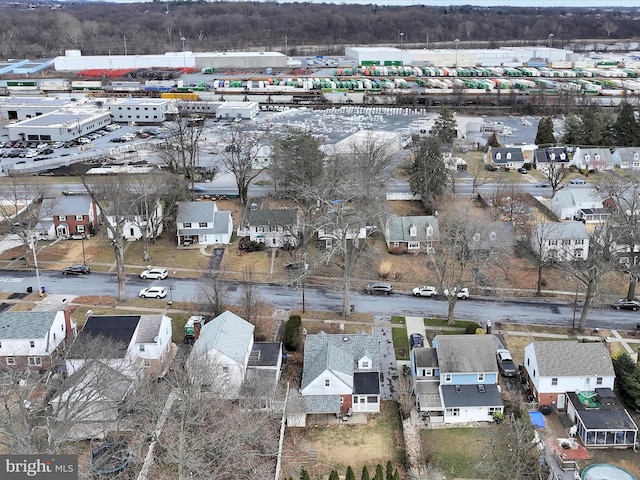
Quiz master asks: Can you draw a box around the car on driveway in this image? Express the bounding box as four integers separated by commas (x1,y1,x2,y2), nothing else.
364,282,393,294
412,285,438,297
496,349,517,377
139,286,167,299
62,265,90,275
570,178,587,185
443,287,470,299
410,333,424,349
611,299,640,311
140,268,168,280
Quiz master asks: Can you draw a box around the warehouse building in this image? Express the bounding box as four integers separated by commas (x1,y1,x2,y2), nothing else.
108,98,171,124
0,97,72,121
7,108,111,142
215,101,260,120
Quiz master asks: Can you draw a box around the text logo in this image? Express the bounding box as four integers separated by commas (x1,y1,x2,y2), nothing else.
0,455,77,479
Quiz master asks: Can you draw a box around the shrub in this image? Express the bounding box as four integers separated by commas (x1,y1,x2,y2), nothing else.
378,260,392,279
284,315,302,351
465,322,482,334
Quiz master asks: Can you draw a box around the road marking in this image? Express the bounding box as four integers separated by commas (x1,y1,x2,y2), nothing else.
0,277,24,283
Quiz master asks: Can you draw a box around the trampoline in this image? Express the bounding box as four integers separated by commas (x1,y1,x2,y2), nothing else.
89,441,132,475
529,410,545,429
581,464,637,480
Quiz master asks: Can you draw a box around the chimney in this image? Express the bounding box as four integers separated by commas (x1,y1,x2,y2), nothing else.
63,299,76,340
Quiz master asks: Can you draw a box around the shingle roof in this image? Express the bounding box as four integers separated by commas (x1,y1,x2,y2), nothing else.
490,147,524,164
301,332,380,390
534,147,569,164
304,394,341,414
248,209,298,227
414,348,438,368
194,310,254,364
441,384,503,408
529,341,614,377
213,211,231,234
176,201,217,223
248,342,282,367
0,311,59,339
384,215,439,243
552,188,603,209
67,315,140,359
135,315,164,344
434,335,497,374
533,221,589,241
41,196,92,217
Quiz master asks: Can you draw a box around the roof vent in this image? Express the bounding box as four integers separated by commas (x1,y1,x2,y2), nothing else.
343,337,349,342
455,385,462,393
478,385,485,393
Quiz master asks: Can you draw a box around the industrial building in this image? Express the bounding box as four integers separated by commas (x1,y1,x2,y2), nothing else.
108,98,171,124
215,101,260,120
0,97,72,121
7,108,111,142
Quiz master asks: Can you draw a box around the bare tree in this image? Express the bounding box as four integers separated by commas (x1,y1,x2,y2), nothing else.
528,220,564,296
543,157,572,197
218,124,270,206
397,373,414,420
197,269,228,318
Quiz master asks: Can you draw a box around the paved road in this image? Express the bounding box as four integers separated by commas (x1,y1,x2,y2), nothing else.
2,269,639,331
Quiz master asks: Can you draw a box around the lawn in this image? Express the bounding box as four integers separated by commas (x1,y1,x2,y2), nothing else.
391,326,409,360
420,426,494,479
285,402,405,479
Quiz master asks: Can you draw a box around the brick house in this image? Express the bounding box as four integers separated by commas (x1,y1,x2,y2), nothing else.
35,196,100,239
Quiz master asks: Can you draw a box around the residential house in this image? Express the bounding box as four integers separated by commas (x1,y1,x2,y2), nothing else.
35,196,100,239
189,310,255,397
522,341,615,411
0,310,76,371
428,335,503,424
550,188,604,221
66,314,174,381
315,209,369,251
410,347,441,416
104,198,163,241
176,201,233,247
484,147,525,171
530,222,590,261
237,209,300,248
466,220,517,254
573,147,615,172
612,147,640,170
533,147,570,174
299,332,381,424
383,215,440,254
242,342,284,409
317,223,367,251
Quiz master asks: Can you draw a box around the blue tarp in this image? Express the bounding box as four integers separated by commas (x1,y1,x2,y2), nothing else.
529,410,545,429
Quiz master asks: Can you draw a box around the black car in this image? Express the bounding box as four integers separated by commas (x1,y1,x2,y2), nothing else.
611,299,640,311
62,265,91,275
410,333,424,349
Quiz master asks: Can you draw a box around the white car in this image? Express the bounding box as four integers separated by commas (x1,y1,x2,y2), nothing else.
140,268,168,280
25,149,38,158
443,287,470,299
412,286,438,297
139,286,167,299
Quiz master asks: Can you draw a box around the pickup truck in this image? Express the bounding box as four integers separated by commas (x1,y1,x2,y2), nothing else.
496,349,517,377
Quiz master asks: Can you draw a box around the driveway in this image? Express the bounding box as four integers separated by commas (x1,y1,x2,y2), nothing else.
375,325,399,401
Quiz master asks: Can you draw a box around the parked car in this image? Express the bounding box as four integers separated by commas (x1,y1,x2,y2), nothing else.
536,182,551,188
140,268,168,280
518,167,528,174
139,286,167,299
412,285,438,297
410,333,424,349
610,299,640,311
62,265,90,275
25,149,38,158
496,349,517,377
570,178,587,185
443,287,470,299
364,282,393,294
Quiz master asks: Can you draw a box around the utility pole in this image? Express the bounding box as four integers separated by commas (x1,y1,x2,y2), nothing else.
124,35,127,56
30,236,42,296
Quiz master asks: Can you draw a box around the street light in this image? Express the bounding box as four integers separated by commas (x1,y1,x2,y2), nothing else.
454,38,460,67
399,32,405,66
81,234,86,266
180,37,186,73
548,33,554,49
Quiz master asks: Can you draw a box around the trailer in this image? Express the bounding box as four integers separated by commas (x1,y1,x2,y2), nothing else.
184,315,205,344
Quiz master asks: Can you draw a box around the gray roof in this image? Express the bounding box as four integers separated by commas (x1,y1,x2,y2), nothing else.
248,209,298,227
194,310,254,364
0,311,59,339
41,196,92,217
533,221,589,241
529,341,614,377
384,215,440,243
434,335,498,374
135,314,164,344
213,211,231,234
467,221,516,250
552,188,603,209
490,147,525,164
248,342,282,367
567,389,637,431
304,394,341,414
575,147,614,163
613,147,640,164
414,348,439,368
301,332,380,390
441,384,503,408
176,201,217,223
534,147,569,164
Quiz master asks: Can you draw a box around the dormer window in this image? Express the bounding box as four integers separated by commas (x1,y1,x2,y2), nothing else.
634,153,639,160
594,153,600,161
506,152,512,160
325,379,330,387
426,225,433,238
550,153,556,160
409,224,417,237
560,153,566,160
584,154,591,162
496,152,502,160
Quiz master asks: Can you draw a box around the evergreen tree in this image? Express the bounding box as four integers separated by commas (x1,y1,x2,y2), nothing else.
375,464,384,480
486,131,501,148
562,114,582,145
385,461,394,480
409,136,448,214
300,467,311,480
535,117,555,146
329,469,339,480
361,465,371,480
612,102,640,146
393,470,400,480
613,353,640,409
430,108,457,146
346,466,356,480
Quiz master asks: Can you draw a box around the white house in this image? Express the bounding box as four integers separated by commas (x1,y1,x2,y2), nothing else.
530,221,590,261
573,147,615,172
612,147,640,170
176,201,233,246
237,209,300,248
523,341,615,411
189,311,255,397
550,188,604,221
0,310,76,371
104,199,163,241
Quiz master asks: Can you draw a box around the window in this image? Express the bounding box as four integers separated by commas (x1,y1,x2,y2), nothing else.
77,225,85,233
506,152,512,160
139,345,145,352
143,359,150,368
340,397,344,405
443,374,452,383
409,224,417,237
489,407,501,415
75,215,83,221
6,357,15,366
596,377,603,385
496,153,502,160
551,377,558,386
58,215,66,221
367,396,378,403
408,241,420,250
183,222,191,228
325,379,330,387
446,408,460,416
199,222,207,228
30,341,35,348
548,240,558,246
477,373,484,382
28,357,42,366
361,361,369,369
222,366,229,373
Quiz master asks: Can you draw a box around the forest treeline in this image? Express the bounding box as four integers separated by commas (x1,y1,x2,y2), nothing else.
0,2,638,60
